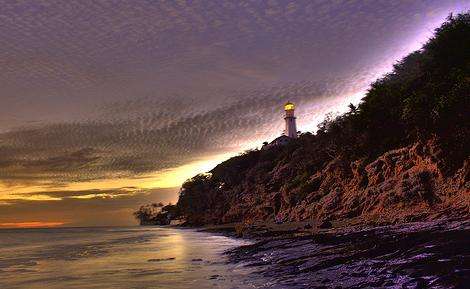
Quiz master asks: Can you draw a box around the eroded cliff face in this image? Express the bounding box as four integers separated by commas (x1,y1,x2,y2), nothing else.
277,138,469,225
182,138,469,226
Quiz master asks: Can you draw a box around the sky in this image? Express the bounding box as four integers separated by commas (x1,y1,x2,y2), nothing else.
0,0,469,228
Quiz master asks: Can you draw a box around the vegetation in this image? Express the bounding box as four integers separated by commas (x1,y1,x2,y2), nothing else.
133,202,179,225
315,13,469,164
137,13,470,226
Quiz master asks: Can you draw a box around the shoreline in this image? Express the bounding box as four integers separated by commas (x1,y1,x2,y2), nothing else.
221,217,470,289
193,214,468,238
138,215,470,288
164,217,470,288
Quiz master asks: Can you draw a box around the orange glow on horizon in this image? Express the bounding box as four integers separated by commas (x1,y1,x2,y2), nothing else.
0,151,238,202
0,221,65,228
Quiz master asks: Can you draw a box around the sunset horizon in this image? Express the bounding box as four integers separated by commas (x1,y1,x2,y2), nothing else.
2,1,468,228
1,1,469,288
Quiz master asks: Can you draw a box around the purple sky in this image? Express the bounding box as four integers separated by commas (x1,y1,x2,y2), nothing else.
0,0,468,227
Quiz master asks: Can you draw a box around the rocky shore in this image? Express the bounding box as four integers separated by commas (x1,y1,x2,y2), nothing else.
224,218,470,289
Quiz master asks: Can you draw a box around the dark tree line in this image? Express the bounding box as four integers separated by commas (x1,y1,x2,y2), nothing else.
133,202,180,225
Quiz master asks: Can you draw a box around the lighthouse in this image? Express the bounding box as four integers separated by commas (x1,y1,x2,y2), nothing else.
262,102,299,149
284,102,298,138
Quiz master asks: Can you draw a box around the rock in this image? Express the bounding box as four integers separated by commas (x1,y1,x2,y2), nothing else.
319,220,332,229
177,137,469,227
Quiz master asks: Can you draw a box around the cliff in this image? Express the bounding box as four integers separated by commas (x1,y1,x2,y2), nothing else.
177,136,468,226
137,13,470,227
173,14,469,227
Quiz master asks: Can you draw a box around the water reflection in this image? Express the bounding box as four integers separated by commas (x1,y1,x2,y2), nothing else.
0,227,264,289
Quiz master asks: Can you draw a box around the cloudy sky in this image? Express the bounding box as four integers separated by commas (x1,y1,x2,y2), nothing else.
0,0,468,227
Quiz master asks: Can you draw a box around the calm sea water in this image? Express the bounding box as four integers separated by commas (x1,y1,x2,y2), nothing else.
0,227,267,289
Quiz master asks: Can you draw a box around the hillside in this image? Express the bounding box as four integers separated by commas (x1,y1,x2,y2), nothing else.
137,13,470,227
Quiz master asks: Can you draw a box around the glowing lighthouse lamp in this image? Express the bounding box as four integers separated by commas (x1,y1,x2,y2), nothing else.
284,102,298,138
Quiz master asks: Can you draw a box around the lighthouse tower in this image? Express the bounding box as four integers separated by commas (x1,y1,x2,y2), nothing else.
284,102,298,138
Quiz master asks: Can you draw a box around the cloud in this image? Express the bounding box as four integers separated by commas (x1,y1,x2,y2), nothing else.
0,79,364,187
0,187,179,226
14,187,139,200
1,0,468,225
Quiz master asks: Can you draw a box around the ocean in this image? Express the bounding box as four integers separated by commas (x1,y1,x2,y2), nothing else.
0,226,266,289
4,221,467,289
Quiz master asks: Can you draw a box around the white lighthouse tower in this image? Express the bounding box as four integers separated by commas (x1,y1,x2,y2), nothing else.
284,102,298,138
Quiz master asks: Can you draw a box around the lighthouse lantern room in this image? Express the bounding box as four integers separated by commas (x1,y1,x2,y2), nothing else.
284,102,298,138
